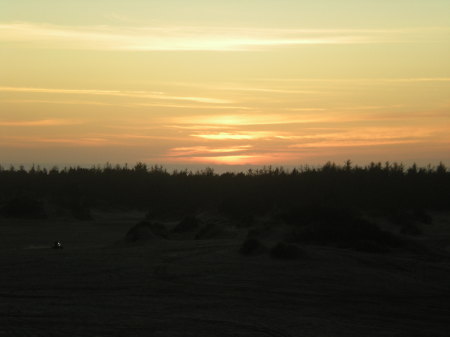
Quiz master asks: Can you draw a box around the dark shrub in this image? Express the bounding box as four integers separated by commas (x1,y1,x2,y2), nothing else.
236,213,254,228
282,203,362,227
148,222,169,238
270,242,303,260
389,209,425,236
239,238,266,255
125,221,168,242
195,223,220,240
353,240,387,253
195,223,216,239
291,207,401,252
1,196,47,219
172,216,201,233
400,223,422,236
389,209,415,228
413,208,433,225
246,228,261,239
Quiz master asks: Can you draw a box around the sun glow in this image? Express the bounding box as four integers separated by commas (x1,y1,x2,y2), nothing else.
172,114,324,127
1,1,449,166
186,155,262,165
168,145,252,157
166,145,264,165
2,23,437,51
191,132,272,140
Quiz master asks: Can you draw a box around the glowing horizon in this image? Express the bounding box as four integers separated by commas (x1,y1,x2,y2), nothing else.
1,1,449,168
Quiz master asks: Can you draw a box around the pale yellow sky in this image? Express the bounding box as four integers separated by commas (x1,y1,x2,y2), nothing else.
1,0,449,168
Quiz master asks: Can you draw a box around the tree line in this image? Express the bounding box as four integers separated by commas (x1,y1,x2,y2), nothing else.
0,161,449,220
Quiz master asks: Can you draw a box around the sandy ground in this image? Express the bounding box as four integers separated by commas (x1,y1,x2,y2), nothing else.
1,212,450,337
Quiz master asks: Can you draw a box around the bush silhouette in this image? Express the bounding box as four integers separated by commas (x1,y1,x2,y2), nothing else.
388,209,424,236
172,216,201,233
290,207,401,252
400,223,422,236
195,223,233,240
125,221,168,242
270,242,303,260
413,208,433,225
239,237,266,255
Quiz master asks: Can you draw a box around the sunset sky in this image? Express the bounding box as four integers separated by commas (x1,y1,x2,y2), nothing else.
1,0,449,169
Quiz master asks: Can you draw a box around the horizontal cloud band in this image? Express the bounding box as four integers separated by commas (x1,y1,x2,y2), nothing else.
1,23,448,51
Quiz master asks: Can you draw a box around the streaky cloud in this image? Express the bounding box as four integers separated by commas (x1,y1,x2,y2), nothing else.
1,23,447,51
254,77,450,83
0,86,231,104
0,119,81,127
191,132,273,140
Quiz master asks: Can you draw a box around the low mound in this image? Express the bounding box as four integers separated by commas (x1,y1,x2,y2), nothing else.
172,216,201,234
289,207,402,253
388,209,433,236
239,237,267,256
125,221,168,243
171,216,236,240
270,242,304,260
195,223,236,240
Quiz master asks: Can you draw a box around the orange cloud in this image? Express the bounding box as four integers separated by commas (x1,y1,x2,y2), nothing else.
168,145,252,157
0,119,81,126
0,136,113,147
0,86,232,105
190,155,262,165
2,23,433,51
191,132,273,140
172,114,325,127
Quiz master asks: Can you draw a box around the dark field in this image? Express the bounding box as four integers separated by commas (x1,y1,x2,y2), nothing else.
1,163,450,336
1,210,450,337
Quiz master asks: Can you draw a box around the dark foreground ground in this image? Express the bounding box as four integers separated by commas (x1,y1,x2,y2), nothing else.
1,211,450,337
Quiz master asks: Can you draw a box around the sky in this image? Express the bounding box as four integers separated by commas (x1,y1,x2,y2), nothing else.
1,0,449,170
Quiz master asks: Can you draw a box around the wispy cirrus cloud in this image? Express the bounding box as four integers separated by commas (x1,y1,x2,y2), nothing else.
287,127,434,148
191,132,274,140
0,119,81,127
161,125,449,165
1,99,252,111
1,23,447,51
166,145,261,165
254,77,450,84
0,135,114,147
0,86,231,104
171,114,326,127
168,145,252,157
